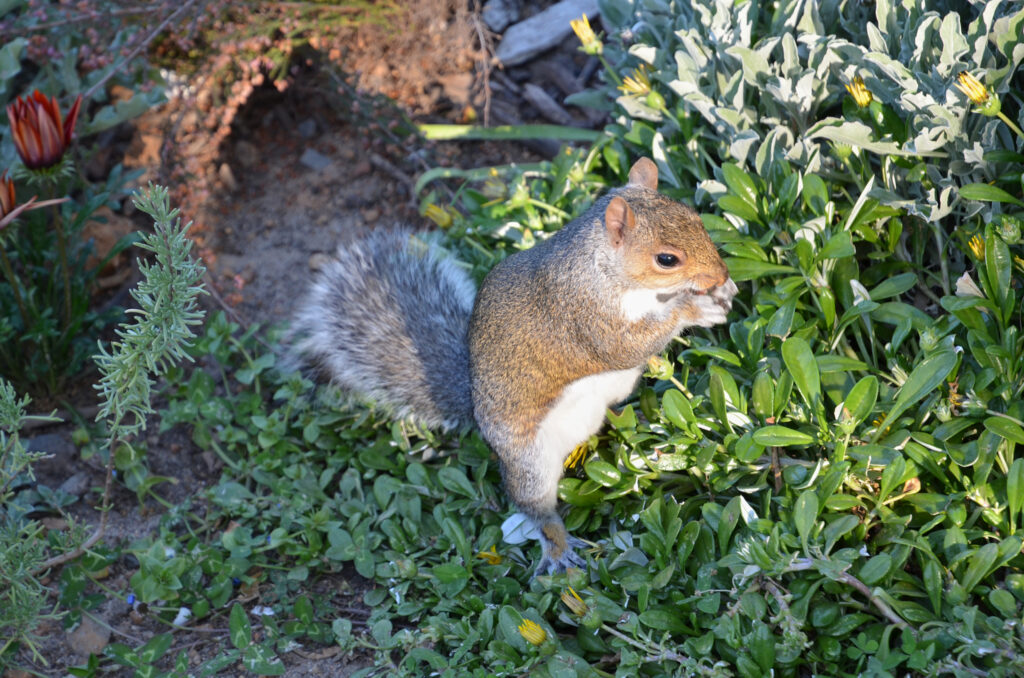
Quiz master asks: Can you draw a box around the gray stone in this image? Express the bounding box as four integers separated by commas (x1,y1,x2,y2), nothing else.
24,432,74,457
482,0,520,33
58,471,91,498
299,148,333,172
495,0,600,67
67,615,111,656
297,118,317,139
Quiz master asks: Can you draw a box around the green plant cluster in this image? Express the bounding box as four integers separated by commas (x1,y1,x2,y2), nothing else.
131,0,1024,675
13,1,1024,677
0,1,167,394
1,185,204,673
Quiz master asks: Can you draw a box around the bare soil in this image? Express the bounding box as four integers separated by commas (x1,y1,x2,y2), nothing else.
12,1,602,674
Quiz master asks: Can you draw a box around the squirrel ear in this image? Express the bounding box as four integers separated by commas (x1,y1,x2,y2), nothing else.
605,196,636,248
627,157,658,191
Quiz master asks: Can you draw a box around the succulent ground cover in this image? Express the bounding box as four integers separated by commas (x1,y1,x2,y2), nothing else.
5,0,1024,676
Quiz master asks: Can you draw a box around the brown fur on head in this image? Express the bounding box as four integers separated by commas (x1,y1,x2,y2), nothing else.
605,158,728,292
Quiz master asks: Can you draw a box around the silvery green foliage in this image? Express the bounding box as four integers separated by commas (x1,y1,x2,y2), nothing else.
93,185,206,436
597,0,1023,222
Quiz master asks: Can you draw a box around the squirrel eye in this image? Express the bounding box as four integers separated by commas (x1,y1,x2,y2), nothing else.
655,253,680,268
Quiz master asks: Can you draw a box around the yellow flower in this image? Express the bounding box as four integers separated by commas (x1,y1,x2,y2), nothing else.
571,14,603,55
619,66,652,98
481,176,507,201
561,587,588,616
518,618,547,646
563,442,588,470
476,545,503,565
968,235,985,261
955,72,1000,116
955,72,989,106
423,203,458,229
845,76,873,108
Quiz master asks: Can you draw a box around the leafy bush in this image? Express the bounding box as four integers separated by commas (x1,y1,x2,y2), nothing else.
1,185,204,674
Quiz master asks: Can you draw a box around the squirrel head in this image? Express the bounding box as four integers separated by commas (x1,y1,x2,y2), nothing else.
605,158,729,295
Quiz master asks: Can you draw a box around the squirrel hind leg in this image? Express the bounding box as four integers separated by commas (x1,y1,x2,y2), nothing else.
498,439,587,575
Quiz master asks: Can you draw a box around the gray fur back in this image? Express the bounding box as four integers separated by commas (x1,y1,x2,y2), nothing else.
290,229,476,430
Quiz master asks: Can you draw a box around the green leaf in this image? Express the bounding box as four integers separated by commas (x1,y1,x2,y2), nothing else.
432,562,470,597
819,231,855,260
959,183,1024,207
782,337,821,412
722,163,760,209
437,467,476,498
639,607,688,633
985,231,1012,315
137,633,173,663
961,543,999,592
585,459,622,487
872,351,956,442
859,553,892,585
662,389,696,429
753,425,814,446
719,194,761,223
794,490,819,552
766,297,798,338
726,258,797,282
417,123,603,142
1009,459,1024,523
229,603,251,650
984,416,1024,445
870,273,917,300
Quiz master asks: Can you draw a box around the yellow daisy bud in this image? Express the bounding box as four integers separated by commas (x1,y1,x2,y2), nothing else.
560,587,588,616
475,545,503,565
518,618,547,646
845,76,873,108
571,14,603,55
955,72,1001,116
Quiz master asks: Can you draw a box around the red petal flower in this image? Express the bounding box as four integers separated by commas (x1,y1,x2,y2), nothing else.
6,90,83,170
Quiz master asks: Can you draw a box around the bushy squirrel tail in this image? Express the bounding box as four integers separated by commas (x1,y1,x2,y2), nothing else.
289,229,477,430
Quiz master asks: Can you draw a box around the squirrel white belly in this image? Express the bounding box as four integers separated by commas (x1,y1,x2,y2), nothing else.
290,158,737,575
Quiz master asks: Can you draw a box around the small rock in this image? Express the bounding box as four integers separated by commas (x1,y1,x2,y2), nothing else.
41,516,68,532
59,471,91,497
234,140,260,168
299,148,333,172
67,616,111,656
81,206,136,275
218,162,237,190
362,208,381,223
438,72,474,105
309,252,333,271
482,0,521,33
523,83,574,125
297,118,317,139
25,433,74,457
352,159,372,177
496,0,600,66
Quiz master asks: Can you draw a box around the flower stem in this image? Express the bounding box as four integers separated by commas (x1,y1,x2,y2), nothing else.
51,201,72,328
0,245,28,330
997,111,1024,143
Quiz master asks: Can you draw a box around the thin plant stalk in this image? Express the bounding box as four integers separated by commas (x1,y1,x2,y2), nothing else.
0,245,28,330
51,201,71,328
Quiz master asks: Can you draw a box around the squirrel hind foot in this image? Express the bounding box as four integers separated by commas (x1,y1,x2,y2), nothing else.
534,525,588,577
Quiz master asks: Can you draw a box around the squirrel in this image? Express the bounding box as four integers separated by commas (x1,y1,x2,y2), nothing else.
290,157,737,575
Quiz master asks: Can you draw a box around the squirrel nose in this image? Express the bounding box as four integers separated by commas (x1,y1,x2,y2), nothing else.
693,268,728,294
